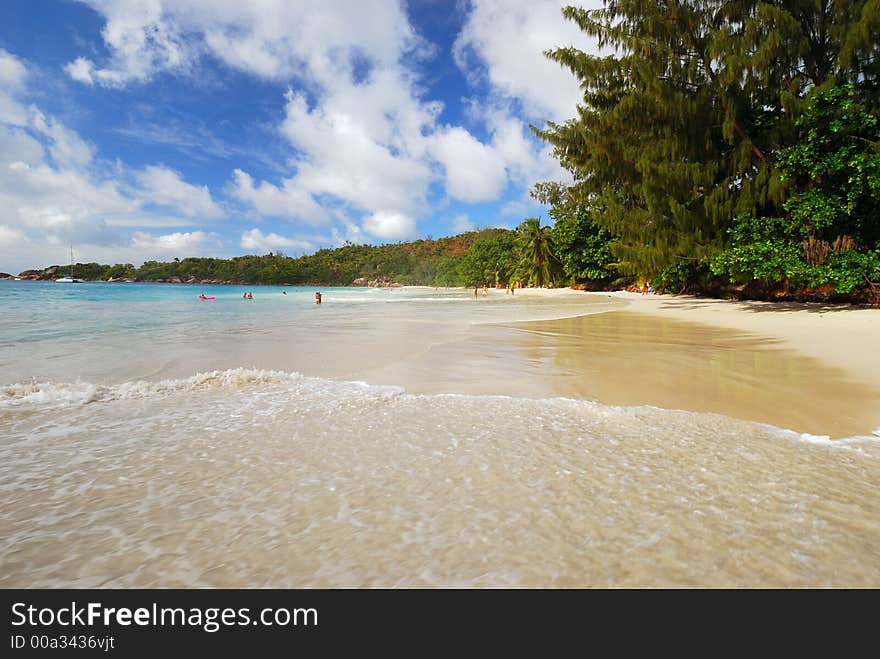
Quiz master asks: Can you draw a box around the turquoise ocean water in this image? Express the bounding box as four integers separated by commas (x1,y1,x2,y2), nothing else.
1,279,878,587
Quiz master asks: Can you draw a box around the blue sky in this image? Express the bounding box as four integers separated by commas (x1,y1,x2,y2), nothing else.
0,0,599,272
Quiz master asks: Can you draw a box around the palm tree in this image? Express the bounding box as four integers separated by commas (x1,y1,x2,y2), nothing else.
516,218,554,287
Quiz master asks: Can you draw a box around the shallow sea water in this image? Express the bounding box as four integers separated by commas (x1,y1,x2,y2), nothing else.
1,281,878,586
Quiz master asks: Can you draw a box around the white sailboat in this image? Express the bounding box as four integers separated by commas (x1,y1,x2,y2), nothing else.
55,246,83,283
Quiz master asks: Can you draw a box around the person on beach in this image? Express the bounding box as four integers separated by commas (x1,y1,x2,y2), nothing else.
315,291,322,304
474,286,478,298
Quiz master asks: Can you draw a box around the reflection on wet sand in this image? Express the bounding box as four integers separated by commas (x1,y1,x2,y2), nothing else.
372,311,880,437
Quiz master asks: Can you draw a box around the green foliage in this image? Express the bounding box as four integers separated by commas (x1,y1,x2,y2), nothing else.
711,216,880,294
548,205,616,283
710,214,812,285
515,218,556,287
654,261,708,295
712,84,880,297
776,84,880,245
38,229,525,287
826,248,880,294
536,1,879,282
457,232,518,286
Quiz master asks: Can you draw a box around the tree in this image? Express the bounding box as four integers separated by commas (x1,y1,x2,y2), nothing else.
536,182,617,284
535,1,879,276
711,83,880,297
516,218,556,287
458,233,518,286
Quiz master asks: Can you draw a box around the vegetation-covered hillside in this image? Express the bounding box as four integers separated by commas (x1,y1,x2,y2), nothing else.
23,227,574,288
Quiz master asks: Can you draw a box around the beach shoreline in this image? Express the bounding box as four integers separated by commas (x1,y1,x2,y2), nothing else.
571,289,880,391
367,286,880,438
3,282,880,587
405,284,880,389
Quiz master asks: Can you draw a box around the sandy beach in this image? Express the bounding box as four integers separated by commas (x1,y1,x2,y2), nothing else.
364,286,880,438
583,290,880,389
3,282,879,587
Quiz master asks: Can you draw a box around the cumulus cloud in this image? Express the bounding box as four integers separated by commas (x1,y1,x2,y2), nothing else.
229,168,328,224
277,89,433,218
454,0,600,123
64,1,192,87
22,0,597,265
0,125,44,166
0,48,27,89
65,0,421,86
362,211,416,241
0,49,29,125
452,214,475,233
0,52,229,272
0,224,27,247
429,126,507,202
240,228,313,253
30,108,95,168
64,57,96,85
137,165,223,218
130,230,212,252
60,0,584,242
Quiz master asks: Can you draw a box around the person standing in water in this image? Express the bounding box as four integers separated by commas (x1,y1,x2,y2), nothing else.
315,291,322,304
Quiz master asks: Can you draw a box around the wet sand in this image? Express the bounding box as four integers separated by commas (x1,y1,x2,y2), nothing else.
364,290,880,438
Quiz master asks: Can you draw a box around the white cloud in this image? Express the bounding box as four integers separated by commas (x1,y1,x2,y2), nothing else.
229,168,328,224
0,49,29,125
0,125,44,166
240,228,312,253
452,214,475,233
0,48,27,89
429,126,507,202
278,89,433,218
65,0,421,86
130,230,212,252
454,0,600,123
68,1,192,87
2,0,602,270
137,165,223,218
330,221,367,246
0,224,27,247
362,211,416,241
30,108,95,168
64,57,95,85
63,0,581,240
0,53,229,273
